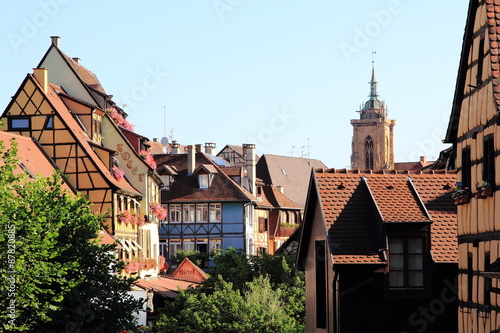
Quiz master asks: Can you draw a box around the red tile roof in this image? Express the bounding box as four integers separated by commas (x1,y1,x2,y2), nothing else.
314,169,457,264
0,131,74,193
134,277,196,298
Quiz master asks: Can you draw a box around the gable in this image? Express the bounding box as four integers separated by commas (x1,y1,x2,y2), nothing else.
171,257,208,283
38,45,100,107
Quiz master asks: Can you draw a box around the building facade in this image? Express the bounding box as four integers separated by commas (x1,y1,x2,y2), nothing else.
297,169,458,333
445,1,500,331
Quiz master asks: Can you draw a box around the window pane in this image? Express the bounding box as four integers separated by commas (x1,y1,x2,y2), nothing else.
408,254,423,270
389,254,404,270
210,203,221,222
409,271,424,287
184,239,195,252
197,204,208,222
184,204,195,222
169,204,181,222
11,118,29,129
199,174,209,188
389,272,404,287
408,238,423,253
210,239,221,252
389,238,404,253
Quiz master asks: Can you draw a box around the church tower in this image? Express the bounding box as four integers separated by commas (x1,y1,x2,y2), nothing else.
350,62,396,170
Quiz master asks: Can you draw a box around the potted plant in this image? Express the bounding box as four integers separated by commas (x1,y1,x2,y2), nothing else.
111,166,125,181
452,184,471,205
476,180,493,199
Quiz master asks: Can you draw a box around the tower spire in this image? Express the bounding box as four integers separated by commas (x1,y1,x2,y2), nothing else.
369,51,378,99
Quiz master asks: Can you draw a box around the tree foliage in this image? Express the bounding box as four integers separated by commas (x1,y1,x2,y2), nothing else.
155,248,305,332
0,140,142,332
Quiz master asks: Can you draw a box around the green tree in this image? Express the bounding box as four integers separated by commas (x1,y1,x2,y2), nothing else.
155,248,305,332
0,140,143,332
156,276,301,333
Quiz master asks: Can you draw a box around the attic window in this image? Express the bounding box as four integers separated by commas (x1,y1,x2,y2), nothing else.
199,173,214,189
194,164,218,189
160,175,174,190
10,117,30,130
44,116,54,129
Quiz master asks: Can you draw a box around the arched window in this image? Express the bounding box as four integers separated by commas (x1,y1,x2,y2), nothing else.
365,136,374,169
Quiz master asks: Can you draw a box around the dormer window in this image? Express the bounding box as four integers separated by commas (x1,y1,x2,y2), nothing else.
194,164,218,189
157,165,178,190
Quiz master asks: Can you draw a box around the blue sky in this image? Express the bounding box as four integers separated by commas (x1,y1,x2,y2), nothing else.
1,1,469,168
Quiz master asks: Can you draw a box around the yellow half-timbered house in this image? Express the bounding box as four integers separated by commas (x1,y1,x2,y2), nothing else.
445,1,500,331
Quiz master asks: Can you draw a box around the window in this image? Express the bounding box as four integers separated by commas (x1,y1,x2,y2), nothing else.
196,204,208,222
468,252,473,301
196,239,208,254
477,34,485,85
209,239,221,253
199,174,209,189
160,175,172,190
169,204,181,223
258,217,267,233
183,204,195,222
159,242,167,257
209,203,221,222
10,117,30,130
485,252,491,307
44,116,54,129
365,136,374,169
169,239,181,258
183,239,195,252
483,136,495,188
389,237,424,289
315,241,327,329
462,147,471,190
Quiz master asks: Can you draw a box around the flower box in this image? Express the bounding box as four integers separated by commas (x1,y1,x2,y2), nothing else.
452,187,471,206
475,181,493,199
476,187,493,199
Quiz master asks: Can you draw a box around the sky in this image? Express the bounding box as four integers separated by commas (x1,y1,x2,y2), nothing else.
0,0,470,168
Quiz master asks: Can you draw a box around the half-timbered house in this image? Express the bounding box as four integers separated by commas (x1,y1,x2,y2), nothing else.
444,1,500,331
297,169,458,332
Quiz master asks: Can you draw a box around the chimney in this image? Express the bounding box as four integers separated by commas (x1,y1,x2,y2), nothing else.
243,144,256,197
187,145,195,175
195,144,202,153
153,138,158,142
50,36,60,47
204,142,216,155
33,68,48,93
72,57,81,65
276,185,284,194
171,140,180,154
420,156,426,163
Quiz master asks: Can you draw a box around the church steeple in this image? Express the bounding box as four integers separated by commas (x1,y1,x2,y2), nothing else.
350,56,396,170
360,59,386,119
369,62,378,99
